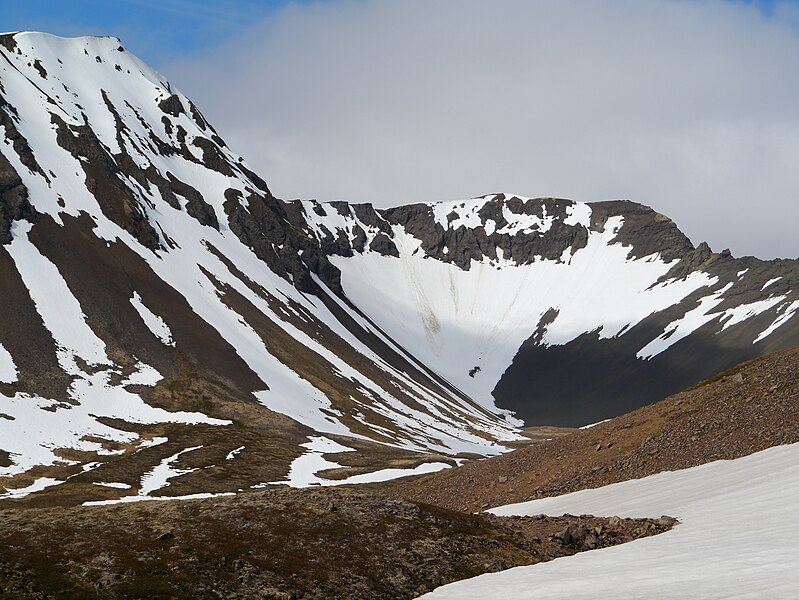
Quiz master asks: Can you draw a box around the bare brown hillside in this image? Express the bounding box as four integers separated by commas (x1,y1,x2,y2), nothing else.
0,488,670,600
373,346,799,512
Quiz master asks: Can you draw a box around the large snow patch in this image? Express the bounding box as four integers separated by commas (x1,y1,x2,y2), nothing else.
420,443,799,599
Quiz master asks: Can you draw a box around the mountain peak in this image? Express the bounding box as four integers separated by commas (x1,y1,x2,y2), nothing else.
0,34,797,503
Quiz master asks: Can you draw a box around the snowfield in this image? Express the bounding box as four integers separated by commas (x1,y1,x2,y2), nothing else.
420,443,799,599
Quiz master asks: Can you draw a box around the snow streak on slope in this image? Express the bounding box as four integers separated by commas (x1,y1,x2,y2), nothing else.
130,292,174,346
7,221,109,374
755,300,799,342
420,444,799,599
639,283,791,358
266,435,452,487
139,446,202,496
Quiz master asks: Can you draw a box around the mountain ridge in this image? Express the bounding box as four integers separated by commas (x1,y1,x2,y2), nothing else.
295,192,798,425
0,31,797,502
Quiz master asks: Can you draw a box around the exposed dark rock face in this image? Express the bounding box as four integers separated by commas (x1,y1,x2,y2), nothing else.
369,232,399,256
167,173,219,229
589,200,695,263
380,195,593,269
225,191,342,294
188,100,208,131
0,150,34,244
0,34,17,54
52,113,161,250
236,161,271,195
0,98,46,180
297,194,705,278
32,59,46,79
293,193,732,287
157,93,184,117
192,136,235,177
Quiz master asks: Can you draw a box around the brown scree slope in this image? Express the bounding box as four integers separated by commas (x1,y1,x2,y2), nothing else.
372,346,799,512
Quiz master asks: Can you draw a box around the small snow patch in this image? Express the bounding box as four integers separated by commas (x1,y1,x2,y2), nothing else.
580,419,611,430
139,446,202,496
269,436,452,488
130,292,174,346
0,477,62,500
0,343,17,384
93,481,132,489
225,446,245,460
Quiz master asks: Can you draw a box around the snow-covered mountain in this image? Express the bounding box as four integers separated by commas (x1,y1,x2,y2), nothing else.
0,32,797,500
297,195,799,426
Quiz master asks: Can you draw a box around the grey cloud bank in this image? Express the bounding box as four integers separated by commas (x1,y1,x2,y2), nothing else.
169,0,799,259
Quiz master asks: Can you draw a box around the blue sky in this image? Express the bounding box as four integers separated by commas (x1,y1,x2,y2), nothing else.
2,0,314,66
3,0,796,67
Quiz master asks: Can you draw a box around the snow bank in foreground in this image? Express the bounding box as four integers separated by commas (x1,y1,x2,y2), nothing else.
420,443,799,599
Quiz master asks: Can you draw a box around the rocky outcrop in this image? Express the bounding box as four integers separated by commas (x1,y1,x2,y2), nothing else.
157,93,184,117
378,196,585,269
51,113,162,250
225,190,343,294
0,148,33,244
589,200,695,263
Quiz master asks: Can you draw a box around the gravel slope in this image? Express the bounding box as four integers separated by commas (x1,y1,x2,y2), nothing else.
374,346,799,512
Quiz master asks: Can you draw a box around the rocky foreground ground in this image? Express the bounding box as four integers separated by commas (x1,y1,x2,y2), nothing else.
0,488,671,600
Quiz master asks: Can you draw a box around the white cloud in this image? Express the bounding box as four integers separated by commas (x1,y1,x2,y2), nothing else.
167,0,799,259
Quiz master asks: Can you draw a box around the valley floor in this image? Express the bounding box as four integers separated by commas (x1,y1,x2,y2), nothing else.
421,442,799,599
0,488,668,599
